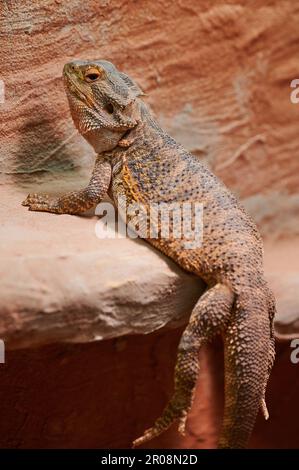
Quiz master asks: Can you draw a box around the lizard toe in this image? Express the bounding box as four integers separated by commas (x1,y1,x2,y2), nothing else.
28,202,51,212
23,193,50,205
132,427,160,448
133,395,190,447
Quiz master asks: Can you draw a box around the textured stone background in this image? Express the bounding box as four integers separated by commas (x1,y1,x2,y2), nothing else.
0,0,299,449
1,0,299,231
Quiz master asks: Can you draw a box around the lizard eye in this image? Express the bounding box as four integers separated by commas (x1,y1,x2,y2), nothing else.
85,68,101,82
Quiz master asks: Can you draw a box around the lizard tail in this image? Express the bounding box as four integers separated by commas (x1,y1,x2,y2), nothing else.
218,287,273,448
260,286,276,421
260,398,269,420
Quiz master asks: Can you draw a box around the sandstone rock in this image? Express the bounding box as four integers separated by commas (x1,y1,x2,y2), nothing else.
264,239,299,339
0,180,205,349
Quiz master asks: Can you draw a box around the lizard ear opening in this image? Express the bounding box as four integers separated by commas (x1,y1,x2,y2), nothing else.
104,103,114,114
100,71,144,109
119,72,144,99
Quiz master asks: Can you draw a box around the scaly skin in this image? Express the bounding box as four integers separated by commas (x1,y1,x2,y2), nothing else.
23,60,276,448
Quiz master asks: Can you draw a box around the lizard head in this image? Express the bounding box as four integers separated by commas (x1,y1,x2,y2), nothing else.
63,59,144,152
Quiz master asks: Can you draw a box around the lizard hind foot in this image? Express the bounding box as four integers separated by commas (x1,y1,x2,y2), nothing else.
22,193,50,206
22,193,56,212
132,399,188,448
132,427,159,448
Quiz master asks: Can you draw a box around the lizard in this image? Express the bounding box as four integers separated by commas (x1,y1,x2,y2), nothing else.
22,59,276,448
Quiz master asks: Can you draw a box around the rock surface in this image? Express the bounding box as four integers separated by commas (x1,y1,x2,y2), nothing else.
264,239,299,339
0,180,205,349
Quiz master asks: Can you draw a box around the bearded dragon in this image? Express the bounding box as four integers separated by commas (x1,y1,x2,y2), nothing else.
22,60,276,448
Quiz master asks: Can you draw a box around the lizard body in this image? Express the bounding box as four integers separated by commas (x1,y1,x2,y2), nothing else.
23,60,276,448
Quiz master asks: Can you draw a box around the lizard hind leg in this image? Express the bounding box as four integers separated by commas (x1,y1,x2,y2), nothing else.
219,288,272,448
132,283,235,448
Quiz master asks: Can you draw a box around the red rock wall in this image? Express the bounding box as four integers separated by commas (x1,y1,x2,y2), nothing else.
1,332,298,449
1,1,299,236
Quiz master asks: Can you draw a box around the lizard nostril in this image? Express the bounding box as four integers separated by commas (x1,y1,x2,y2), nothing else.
64,64,76,75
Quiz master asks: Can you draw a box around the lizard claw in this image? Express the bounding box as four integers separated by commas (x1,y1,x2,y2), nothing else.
22,194,33,206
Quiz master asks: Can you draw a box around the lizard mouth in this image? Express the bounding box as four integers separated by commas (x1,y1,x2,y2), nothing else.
63,70,115,133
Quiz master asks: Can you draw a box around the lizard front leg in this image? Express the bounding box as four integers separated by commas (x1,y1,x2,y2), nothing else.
133,283,234,447
22,156,111,214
